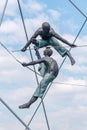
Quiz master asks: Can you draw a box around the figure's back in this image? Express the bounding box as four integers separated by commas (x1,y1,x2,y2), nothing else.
44,56,59,77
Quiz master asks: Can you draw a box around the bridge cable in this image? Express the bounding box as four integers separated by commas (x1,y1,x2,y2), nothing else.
17,0,50,130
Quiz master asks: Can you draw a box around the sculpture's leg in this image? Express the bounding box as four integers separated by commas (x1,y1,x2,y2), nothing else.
19,96,38,109
66,51,75,65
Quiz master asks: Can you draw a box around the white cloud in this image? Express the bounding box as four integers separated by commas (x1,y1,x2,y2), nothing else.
48,9,60,20
0,87,34,102
4,0,18,17
0,18,27,45
63,19,79,32
27,0,46,12
25,13,49,35
0,20,19,33
50,78,86,95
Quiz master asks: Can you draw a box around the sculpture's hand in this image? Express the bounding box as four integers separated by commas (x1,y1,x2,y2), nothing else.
70,44,77,48
22,62,27,67
34,45,38,51
21,47,27,52
31,38,39,46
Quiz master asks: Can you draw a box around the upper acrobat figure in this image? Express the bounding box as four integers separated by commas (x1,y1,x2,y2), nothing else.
21,22,76,65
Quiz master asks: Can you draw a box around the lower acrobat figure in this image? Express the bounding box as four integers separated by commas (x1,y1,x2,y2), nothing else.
19,47,59,109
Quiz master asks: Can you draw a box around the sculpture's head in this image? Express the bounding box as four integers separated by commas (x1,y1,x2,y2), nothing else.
44,47,53,56
42,22,50,33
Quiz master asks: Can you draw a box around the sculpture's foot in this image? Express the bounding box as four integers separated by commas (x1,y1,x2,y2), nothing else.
70,57,75,65
66,51,75,66
19,103,30,109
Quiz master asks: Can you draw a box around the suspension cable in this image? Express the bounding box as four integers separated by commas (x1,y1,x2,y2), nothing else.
0,0,8,26
53,82,87,87
0,41,41,76
0,98,31,130
17,0,50,130
11,44,87,53
68,0,87,18
0,1,30,130
59,18,87,70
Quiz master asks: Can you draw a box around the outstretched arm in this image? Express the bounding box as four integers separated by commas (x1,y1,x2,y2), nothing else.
21,28,41,51
52,30,76,47
34,46,41,59
22,58,44,67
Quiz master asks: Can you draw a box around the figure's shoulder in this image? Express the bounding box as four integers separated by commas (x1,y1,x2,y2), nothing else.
44,56,51,62
50,28,55,34
33,27,43,36
37,27,43,33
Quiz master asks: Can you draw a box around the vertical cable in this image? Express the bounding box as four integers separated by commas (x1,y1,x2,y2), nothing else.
68,0,87,18
0,0,8,26
17,0,50,130
0,98,31,130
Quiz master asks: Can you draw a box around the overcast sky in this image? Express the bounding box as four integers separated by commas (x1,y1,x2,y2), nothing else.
0,0,87,130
